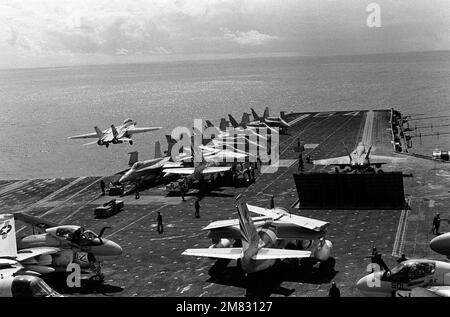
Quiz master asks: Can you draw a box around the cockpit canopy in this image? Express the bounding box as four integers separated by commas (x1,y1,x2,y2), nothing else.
52,226,102,246
132,161,144,169
123,118,134,126
382,261,436,283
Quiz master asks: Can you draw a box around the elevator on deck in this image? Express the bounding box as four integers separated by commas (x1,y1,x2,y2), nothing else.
293,172,405,210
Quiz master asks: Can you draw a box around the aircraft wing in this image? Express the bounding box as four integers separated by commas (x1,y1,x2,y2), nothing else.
162,161,184,168
182,248,242,260
68,132,98,139
16,247,61,262
415,286,450,297
201,167,231,174
369,155,406,164
246,204,329,231
14,213,60,230
203,216,273,231
252,248,311,260
313,156,351,166
126,127,162,135
163,168,195,175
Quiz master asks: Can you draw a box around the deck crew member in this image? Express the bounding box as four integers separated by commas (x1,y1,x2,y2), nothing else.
432,212,441,235
100,179,106,196
328,282,340,297
157,212,163,234
269,195,275,209
195,199,200,218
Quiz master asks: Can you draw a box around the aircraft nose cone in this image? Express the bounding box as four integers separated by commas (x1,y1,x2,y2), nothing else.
97,239,123,257
430,232,450,256
356,272,382,296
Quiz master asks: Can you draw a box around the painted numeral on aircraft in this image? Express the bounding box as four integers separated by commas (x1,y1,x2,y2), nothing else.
313,112,335,118
343,111,360,117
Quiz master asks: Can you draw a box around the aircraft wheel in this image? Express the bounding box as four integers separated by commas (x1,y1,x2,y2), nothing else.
89,274,104,284
129,140,133,146
106,143,109,148
377,169,384,174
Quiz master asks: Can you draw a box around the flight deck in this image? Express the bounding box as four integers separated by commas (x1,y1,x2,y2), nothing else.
2,109,449,297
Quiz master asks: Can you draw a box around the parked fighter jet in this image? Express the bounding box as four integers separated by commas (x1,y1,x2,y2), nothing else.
0,214,62,297
249,107,291,133
313,142,405,173
228,113,279,135
68,118,162,147
182,197,333,273
14,213,122,283
118,140,183,185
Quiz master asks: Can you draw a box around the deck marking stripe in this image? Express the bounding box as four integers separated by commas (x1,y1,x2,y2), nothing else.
361,110,374,146
287,114,310,126
35,177,87,205
0,179,34,196
37,177,102,219
392,198,411,256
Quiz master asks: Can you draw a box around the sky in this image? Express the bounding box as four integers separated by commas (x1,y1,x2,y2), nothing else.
0,0,449,69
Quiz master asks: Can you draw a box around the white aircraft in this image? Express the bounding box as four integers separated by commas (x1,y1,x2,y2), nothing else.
182,197,333,274
250,107,291,133
357,259,450,297
68,118,162,147
14,213,122,283
228,113,279,135
313,142,405,173
118,140,183,185
0,214,61,297
357,233,450,297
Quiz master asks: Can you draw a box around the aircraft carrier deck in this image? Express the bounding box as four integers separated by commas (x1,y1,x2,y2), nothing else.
2,109,450,297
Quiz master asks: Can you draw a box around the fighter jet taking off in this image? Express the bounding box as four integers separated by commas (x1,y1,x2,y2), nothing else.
68,118,162,147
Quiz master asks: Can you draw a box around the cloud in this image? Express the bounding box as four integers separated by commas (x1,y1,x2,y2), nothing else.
221,28,278,46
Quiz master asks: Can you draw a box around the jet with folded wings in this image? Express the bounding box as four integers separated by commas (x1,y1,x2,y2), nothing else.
0,214,62,297
13,213,122,283
68,118,162,148
182,197,334,273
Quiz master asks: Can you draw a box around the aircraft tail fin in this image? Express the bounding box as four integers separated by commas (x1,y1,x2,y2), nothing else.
205,120,215,128
154,141,162,158
165,135,177,157
111,125,118,138
241,113,250,125
280,111,286,120
0,214,17,258
251,108,260,121
365,146,372,161
228,115,240,128
263,107,270,119
94,126,103,139
219,118,228,131
236,195,259,254
128,151,139,167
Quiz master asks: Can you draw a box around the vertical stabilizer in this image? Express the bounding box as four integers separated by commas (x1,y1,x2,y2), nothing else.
0,214,17,258
94,126,103,139
154,141,162,159
219,118,228,131
228,115,240,128
241,113,250,125
251,108,260,121
111,125,118,138
128,151,139,167
165,135,177,156
235,196,259,255
263,107,270,119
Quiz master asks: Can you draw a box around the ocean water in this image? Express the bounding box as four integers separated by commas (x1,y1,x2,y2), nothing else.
1,51,449,180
